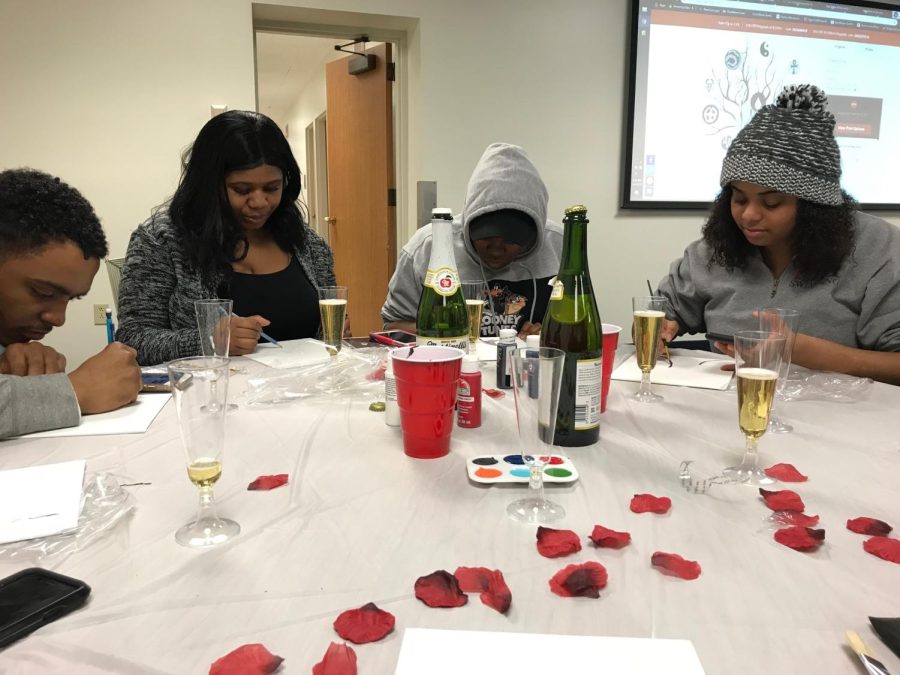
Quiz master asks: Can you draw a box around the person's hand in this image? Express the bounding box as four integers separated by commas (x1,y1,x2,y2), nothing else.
230,315,269,355
517,321,542,339
68,343,141,414
0,342,66,376
659,319,679,346
713,341,736,371
343,314,351,338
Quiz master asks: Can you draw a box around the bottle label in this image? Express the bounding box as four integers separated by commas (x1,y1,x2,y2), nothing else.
424,266,460,296
416,335,469,351
574,357,602,430
385,373,397,402
549,278,564,301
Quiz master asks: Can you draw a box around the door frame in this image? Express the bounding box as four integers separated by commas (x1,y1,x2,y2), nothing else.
251,7,418,251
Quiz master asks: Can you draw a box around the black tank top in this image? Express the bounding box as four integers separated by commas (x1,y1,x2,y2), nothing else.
228,257,320,341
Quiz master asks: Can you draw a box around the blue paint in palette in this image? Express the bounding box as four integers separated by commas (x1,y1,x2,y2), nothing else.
510,468,531,478
503,454,525,465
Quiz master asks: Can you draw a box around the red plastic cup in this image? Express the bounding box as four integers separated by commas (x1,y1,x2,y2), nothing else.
390,346,464,458
601,323,622,413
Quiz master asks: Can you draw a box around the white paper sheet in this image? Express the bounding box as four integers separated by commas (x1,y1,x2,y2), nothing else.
395,628,706,675
20,394,171,438
611,349,733,391
0,460,86,544
242,338,334,369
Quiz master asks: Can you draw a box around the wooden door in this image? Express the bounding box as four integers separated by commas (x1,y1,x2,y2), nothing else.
325,43,395,335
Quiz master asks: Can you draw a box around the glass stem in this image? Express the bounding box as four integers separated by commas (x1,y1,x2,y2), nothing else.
196,486,217,522
741,435,759,471
638,370,652,397
529,464,545,503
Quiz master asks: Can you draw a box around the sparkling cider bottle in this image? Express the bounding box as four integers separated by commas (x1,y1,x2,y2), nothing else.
416,208,469,350
541,205,602,446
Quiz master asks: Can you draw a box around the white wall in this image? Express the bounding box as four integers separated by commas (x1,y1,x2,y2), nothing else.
2,0,897,367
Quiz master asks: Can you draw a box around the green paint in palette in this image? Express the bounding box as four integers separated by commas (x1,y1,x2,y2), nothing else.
544,468,572,478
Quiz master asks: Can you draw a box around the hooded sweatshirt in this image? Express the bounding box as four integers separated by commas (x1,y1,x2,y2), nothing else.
381,143,563,336
657,211,900,351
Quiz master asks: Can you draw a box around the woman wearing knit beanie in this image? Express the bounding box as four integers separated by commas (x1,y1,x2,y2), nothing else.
655,84,900,385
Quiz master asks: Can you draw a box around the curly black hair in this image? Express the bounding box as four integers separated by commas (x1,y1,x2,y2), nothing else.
168,110,306,284
702,184,857,284
0,168,108,261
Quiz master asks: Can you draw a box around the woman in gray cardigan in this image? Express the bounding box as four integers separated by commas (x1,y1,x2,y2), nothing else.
116,111,336,366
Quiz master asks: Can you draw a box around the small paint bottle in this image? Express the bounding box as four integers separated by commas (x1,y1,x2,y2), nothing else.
384,359,400,427
525,334,540,399
496,328,517,389
457,355,482,428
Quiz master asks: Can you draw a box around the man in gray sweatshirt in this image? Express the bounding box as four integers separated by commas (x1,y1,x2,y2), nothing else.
0,169,141,439
381,143,563,338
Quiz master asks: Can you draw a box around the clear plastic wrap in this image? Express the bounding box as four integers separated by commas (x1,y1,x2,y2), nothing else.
243,345,390,406
0,473,136,562
725,366,873,402
779,367,874,402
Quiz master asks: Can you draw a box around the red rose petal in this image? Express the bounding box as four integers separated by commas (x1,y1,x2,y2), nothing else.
774,526,825,552
589,525,632,549
764,463,808,482
630,494,672,514
312,642,357,675
481,569,512,614
483,387,505,399
650,552,702,580
536,526,582,558
209,643,284,675
772,512,820,528
454,566,491,593
847,517,893,537
414,570,467,608
548,561,608,598
863,537,900,564
333,602,395,644
247,474,289,491
759,488,805,512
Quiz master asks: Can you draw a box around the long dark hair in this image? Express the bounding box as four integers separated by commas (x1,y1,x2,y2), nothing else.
169,110,306,282
702,184,857,284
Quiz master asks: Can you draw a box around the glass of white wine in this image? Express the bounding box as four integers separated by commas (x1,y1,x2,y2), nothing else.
461,280,487,353
631,295,667,403
167,356,240,547
724,330,786,485
507,346,567,523
317,286,348,353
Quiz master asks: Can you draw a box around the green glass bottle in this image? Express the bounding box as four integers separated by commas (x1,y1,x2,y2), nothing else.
416,208,469,350
541,205,602,446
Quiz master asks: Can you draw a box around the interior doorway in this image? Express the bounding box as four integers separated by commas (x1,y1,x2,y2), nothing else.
255,31,398,334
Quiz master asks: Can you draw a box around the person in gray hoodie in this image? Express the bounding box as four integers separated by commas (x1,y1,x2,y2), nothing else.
381,143,563,338
656,85,900,385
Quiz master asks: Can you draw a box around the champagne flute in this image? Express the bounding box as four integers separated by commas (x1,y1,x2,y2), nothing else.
507,346,567,523
631,295,667,403
167,356,240,547
724,330,786,485
758,308,800,434
318,286,348,353
194,299,236,411
461,280,487,353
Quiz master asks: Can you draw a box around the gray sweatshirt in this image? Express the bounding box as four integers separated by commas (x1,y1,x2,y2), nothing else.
0,373,80,439
657,211,900,351
381,143,563,335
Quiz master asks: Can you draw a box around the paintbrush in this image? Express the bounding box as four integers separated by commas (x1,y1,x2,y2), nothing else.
847,630,891,675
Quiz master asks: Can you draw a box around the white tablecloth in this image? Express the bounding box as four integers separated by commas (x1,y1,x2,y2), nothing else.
1,351,898,674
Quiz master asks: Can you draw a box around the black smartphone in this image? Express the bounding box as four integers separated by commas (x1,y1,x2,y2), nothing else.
369,330,417,347
0,568,91,648
705,331,735,344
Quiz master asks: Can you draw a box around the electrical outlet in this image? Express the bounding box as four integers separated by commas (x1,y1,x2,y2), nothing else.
93,304,108,325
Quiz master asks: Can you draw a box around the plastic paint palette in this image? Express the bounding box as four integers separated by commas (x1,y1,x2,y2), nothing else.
466,454,579,484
